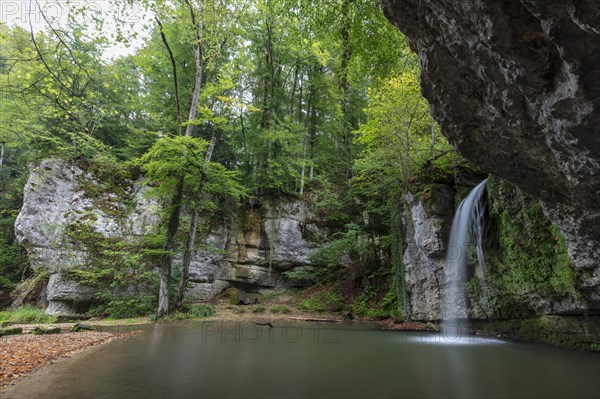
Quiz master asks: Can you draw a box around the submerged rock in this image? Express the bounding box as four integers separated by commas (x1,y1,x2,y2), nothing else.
1,327,23,336
32,326,61,335
70,323,96,332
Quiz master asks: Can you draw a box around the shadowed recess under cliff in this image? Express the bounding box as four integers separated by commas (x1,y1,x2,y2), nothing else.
381,0,600,307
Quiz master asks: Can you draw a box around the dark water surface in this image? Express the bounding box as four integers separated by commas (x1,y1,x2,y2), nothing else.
5,321,600,399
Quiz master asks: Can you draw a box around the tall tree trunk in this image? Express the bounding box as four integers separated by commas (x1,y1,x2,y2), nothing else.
185,0,204,138
0,141,4,170
175,131,216,309
155,17,183,135
157,0,204,317
340,0,353,182
307,66,318,180
299,138,307,195
290,64,299,116
297,73,303,124
157,175,185,317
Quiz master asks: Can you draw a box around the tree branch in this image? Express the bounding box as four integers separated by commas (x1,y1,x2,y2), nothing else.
155,16,183,136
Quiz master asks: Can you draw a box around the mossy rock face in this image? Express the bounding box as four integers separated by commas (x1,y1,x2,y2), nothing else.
538,315,584,334
473,316,600,351
469,176,580,318
420,184,454,216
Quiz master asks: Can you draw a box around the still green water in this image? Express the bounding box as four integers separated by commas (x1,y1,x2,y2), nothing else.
5,322,600,398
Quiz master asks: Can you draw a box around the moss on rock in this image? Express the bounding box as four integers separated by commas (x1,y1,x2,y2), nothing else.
472,177,580,318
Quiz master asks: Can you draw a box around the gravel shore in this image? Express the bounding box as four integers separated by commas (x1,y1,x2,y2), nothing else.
0,331,138,388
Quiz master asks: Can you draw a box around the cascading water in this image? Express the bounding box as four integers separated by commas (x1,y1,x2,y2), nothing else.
443,179,487,324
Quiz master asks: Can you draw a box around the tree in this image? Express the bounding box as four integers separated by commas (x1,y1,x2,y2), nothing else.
140,136,246,309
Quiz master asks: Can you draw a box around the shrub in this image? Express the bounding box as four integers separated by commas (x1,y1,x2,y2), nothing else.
0,305,57,324
270,305,292,314
300,290,344,313
186,304,216,318
92,296,156,319
252,305,266,314
351,293,389,319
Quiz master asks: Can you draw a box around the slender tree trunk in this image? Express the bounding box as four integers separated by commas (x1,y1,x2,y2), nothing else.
157,0,204,317
185,0,204,137
175,132,216,309
155,17,183,135
157,175,185,317
290,64,298,116
430,119,435,157
299,138,307,195
308,66,317,180
0,141,4,170
340,0,352,182
297,74,303,124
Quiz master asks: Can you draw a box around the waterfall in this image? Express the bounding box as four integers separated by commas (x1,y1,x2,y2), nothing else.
443,179,487,323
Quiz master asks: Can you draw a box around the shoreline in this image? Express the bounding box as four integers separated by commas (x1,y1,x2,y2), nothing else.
0,303,431,391
0,330,140,390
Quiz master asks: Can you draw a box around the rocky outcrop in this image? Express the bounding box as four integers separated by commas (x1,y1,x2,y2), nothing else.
402,185,454,320
15,160,322,314
177,200,323,300
15,160,160,315
382,0,600,307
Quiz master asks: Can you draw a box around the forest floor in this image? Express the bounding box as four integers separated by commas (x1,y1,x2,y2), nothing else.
0,330,140,388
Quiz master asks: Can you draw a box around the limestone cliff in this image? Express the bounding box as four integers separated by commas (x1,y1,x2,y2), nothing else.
15,160,322,315
402,185,453,320
382,0,600,307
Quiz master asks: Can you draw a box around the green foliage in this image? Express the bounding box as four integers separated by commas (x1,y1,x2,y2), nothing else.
65,217,160,317
90,296,156,319
353,70,460,189
389,195,408,320
0,160,28,300
140,136,247,215
270,305,292,314
186,304,217,318
0,24,149,162
300,288,344,313
167,303,216,320
252,305,266,314
351,294,388,319
308,222,382,284
282,268,317,283
0,305,57,324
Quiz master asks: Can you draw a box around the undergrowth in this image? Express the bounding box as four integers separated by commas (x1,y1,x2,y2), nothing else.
0,304,57,324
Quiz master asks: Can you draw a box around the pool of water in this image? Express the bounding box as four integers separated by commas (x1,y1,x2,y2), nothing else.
5,321,600,398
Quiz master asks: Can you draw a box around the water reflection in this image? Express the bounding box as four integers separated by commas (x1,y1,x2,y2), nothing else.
4,322,599,399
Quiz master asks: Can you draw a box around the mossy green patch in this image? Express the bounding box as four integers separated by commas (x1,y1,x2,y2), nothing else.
473,316,600,351
474,177,579,318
